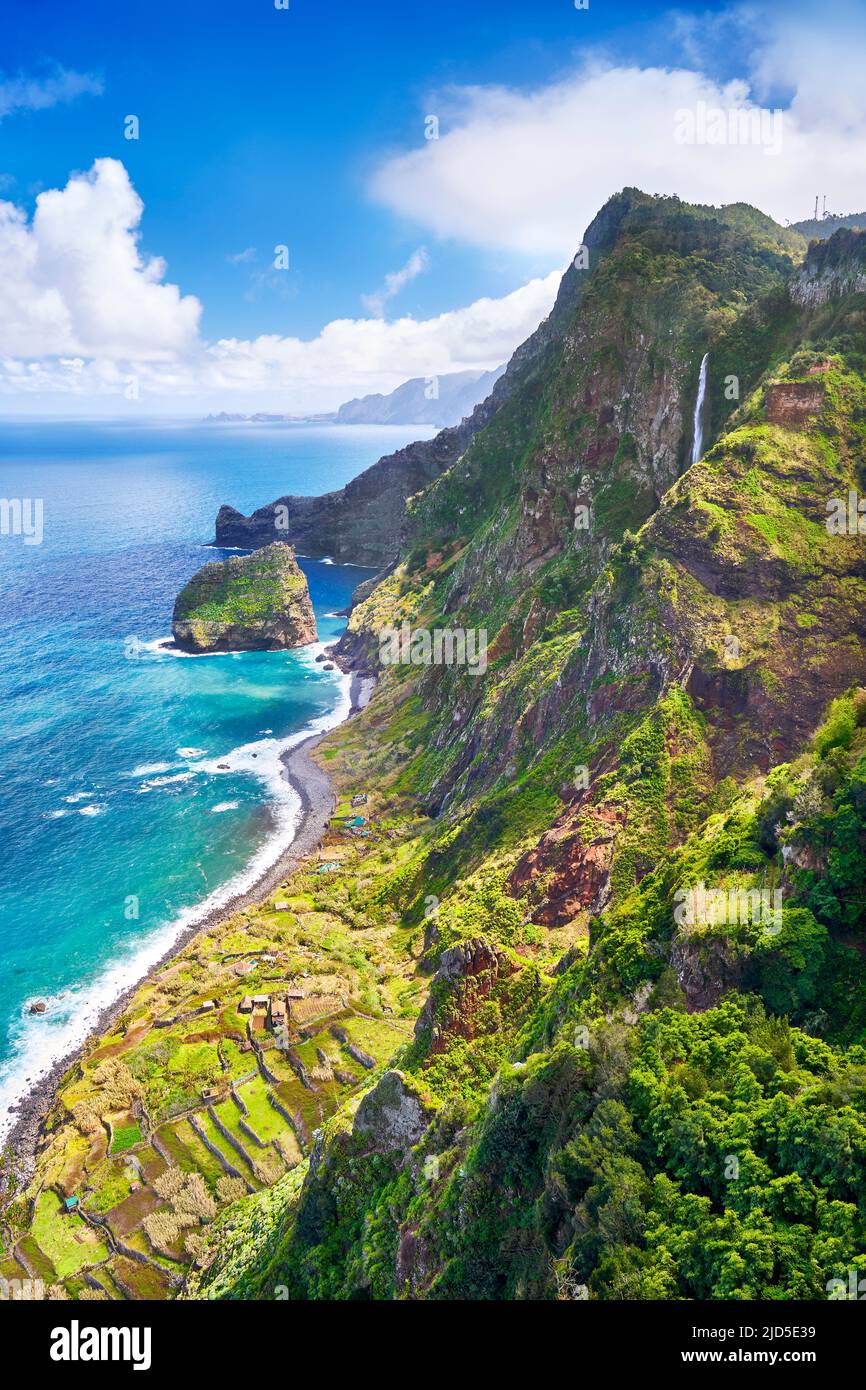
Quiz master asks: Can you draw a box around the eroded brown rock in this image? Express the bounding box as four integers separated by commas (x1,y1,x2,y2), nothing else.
509,798,626,926
415,937,519,1055
765,380,825,429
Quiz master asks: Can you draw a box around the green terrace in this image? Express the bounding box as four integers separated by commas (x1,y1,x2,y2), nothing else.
2,785,422,1300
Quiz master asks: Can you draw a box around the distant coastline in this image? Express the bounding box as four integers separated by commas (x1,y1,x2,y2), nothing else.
203,411,338,424
203,365,504,431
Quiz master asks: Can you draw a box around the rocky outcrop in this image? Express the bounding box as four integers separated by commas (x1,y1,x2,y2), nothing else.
172,542,317,653
352,1070,433,1154
213,427,471,565
789,227,866,307
415,937,520,1054
670,930,745,1010
395,1224,437,1297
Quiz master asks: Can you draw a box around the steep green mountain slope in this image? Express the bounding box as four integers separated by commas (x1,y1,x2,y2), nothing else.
337,195,806,788
182,200,866,1301
185,694,866,1300
9,193,864,1303
214,192,804,570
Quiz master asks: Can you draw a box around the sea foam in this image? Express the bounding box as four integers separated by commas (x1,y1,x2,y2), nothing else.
0,655,352,1145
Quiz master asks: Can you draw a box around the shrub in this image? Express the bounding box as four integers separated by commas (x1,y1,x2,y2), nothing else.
216,1176,248,1205
814,697,857,759
176,1172,216,1222
144,1209,195,1250
72,1103,102,1137
154,1165,186,1201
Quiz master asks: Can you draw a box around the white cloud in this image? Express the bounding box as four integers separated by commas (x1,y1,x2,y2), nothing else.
227,246,258,264
0,66,102,119
0,268,559,412
0,158,201,359
361,247,429,317
368,8,866,258
9,0,866,416
747,0,866,131
0,157,557,410
203,269,558,408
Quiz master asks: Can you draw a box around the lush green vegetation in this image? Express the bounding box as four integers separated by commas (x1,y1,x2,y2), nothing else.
184,214,866,1303
174,544,308,627
7,198,866,1305
187,697,866,1301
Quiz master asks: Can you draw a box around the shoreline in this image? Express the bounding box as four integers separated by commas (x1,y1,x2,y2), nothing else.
3,666,371,1188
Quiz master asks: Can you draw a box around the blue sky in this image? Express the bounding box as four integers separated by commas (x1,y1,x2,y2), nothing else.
0,0,863,413
1,0,719,340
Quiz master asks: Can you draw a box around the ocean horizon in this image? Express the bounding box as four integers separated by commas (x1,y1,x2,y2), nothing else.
0,419,431,1141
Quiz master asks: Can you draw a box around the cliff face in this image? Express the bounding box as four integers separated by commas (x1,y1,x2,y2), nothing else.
211,196,620,567
402,196,805,591
172,542,317,653
213,427,483,566
334,194,810,808
789,227,866,306
179,212,866,1303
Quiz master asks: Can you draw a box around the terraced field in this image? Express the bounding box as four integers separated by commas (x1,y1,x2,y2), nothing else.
1,782,423,1299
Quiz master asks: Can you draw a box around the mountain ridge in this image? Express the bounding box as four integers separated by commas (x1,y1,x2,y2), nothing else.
335,366,506,428
10,193,866,1306
186,204,866,1300
213,191,806,569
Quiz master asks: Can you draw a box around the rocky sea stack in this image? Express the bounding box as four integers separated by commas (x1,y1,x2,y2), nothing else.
171,542,317,653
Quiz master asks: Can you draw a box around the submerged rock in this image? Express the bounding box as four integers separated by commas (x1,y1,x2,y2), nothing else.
171,542,317,654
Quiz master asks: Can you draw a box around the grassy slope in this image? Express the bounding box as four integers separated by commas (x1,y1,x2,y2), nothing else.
183,221,866,1302
7,201,866,1303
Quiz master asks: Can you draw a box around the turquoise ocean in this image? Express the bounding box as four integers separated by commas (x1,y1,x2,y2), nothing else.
0,419,430,1139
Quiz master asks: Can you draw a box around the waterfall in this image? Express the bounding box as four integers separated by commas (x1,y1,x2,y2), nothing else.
691,352,709,465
